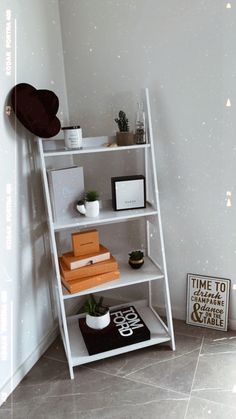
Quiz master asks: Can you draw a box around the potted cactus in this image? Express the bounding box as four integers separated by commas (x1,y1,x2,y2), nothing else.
76,190,100,217
128,250,144,269
84,294,110,329
114,110,134,146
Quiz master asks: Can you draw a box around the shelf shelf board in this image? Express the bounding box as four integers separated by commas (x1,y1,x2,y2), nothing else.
43,143,150,157
67,300,171,367
62,256,164,299
53,202,157,231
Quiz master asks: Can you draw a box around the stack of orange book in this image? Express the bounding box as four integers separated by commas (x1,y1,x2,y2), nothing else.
59,230,120,293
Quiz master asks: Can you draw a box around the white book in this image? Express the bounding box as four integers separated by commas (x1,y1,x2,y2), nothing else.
47,166,84,221
62,245,110,270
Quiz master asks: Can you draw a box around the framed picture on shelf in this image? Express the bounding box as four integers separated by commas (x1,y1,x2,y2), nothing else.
111,175,146,211
186,273,231,331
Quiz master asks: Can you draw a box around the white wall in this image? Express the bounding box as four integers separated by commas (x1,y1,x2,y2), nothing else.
59,0,236,327
0,0,68,403
1,0,235,403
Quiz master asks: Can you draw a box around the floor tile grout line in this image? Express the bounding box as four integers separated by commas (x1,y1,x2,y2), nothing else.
183,335,204,419
82,345,201,382
122,375,190,399
199,349,236,357
43,355,67,364
114,359,129,376
124,347,201,377
83,365,189,398
191,394,236,411
192,387,234,392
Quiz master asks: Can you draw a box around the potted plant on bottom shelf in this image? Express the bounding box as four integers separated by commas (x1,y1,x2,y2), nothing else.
114,110,134,146
84,294,110,330
76,190,100,217
128,250,144,269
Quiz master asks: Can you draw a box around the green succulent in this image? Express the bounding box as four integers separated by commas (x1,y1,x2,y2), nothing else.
84,294,108,317
85,190,99,202
129,250,144,261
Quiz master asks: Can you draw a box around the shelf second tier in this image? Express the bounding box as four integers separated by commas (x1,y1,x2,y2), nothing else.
62,256,164,299
53,201,157,231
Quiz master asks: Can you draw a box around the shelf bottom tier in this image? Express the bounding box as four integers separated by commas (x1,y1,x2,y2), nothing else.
67,300,172,367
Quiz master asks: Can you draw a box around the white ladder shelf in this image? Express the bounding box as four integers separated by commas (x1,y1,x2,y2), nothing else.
37,88,175,379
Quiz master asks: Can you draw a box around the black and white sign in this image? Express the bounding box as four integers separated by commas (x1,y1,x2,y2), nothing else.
186,274,230,331
111,175,146,211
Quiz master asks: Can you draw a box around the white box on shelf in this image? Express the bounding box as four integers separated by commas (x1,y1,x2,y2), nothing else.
47,166,84,221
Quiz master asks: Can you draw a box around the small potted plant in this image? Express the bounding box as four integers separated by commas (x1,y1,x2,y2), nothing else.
76,190,100,217
84,294,110,329
114,110,134,146
128,250,144,269
76,198,85,214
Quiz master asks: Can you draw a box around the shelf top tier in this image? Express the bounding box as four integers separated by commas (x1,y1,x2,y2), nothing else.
39,136,150,157
53,201,157,231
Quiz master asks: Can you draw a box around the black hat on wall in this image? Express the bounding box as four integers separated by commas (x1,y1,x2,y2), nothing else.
11,83,61,138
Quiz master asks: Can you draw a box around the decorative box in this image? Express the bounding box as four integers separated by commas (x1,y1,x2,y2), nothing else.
111,175,146,211
61,270,120,294
62,244,110,270
72,229,99,256
59,255,118,281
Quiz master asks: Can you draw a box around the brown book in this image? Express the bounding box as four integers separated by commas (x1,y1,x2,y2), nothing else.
59,255,118,280
72,229,99,256
62,244,110,270
61,270,120,294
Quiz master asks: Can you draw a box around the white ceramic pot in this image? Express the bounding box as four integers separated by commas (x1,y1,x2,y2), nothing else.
86,311,110,330
85,200,99,217
62,126,82,149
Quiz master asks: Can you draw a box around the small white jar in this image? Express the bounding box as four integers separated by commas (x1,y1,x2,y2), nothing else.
62,125,82,149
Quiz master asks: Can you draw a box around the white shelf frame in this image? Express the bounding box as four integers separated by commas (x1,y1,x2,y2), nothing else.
37,88,175,380
53,203,158,231
43,142,151,157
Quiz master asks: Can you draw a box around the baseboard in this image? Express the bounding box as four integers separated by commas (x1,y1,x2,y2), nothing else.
229,318,236,331
0,324,59,407
156,304,185,321
157,305,236,331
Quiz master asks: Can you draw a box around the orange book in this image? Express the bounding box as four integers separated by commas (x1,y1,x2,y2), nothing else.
72,229,99,256
62,244,110,270
61,270,120,294
59,255,118,280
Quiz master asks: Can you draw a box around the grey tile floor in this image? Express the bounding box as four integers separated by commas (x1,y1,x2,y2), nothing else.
1,319,236,418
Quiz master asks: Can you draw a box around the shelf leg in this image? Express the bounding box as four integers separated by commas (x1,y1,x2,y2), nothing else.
38,138,75,379
145,88,176,352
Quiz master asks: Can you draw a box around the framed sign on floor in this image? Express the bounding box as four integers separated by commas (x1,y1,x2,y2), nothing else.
186,273,230,331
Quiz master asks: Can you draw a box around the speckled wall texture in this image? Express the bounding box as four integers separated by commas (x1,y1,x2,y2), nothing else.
58,0,236,326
